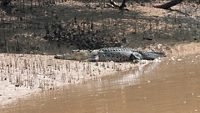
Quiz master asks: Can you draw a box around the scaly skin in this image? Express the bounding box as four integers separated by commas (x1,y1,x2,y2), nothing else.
54,47,166,62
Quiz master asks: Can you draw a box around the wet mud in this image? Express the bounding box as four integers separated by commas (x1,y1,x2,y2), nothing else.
1,54,200,113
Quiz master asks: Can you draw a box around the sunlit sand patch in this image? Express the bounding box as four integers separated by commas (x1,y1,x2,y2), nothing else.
0,53,140,106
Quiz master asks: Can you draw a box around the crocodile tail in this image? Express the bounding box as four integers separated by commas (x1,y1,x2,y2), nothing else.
150,52,166,57
142,52,166,60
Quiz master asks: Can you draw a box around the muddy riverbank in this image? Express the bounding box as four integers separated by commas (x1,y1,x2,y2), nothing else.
0,42,200,107
1,46,200,113
0,53,151,106
0,43,200,107
0,0,200,111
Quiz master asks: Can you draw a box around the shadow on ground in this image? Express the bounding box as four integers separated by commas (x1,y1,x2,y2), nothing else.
0,0,199,54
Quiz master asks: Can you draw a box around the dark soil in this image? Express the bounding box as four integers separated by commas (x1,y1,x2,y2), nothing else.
0,0,199,54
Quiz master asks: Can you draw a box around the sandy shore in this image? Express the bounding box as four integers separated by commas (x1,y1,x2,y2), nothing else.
0,53,150,106
1,42,200,106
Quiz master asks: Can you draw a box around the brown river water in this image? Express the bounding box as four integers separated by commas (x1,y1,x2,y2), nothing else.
1,54,200,113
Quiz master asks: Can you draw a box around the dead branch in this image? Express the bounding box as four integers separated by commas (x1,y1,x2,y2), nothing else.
153,0,184,9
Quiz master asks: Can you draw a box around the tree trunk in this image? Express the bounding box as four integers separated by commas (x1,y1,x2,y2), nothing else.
154,0,184,9
119,0,127,9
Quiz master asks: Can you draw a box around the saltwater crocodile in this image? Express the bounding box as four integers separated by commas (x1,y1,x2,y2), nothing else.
54,47,166,62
